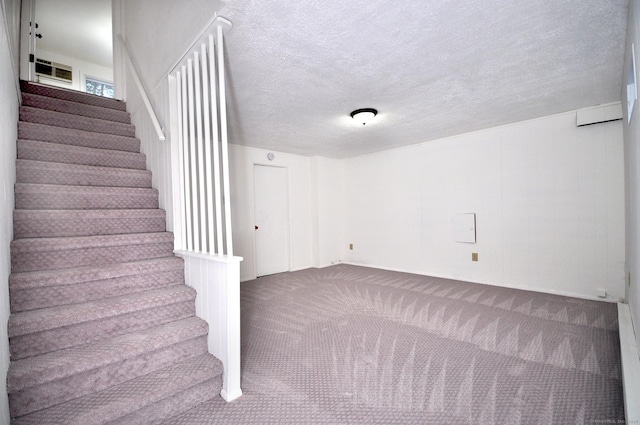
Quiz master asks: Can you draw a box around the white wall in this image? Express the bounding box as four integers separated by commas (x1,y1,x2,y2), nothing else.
34,49,113,92
623,0,640,353
311,156,345,268
119,0,627,305
123,0,223,91
0,0,20,423
342,111,625,301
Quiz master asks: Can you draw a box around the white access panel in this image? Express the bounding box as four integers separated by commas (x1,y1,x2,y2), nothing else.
452,213,476,243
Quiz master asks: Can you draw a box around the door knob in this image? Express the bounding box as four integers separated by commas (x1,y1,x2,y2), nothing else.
255,225,259,230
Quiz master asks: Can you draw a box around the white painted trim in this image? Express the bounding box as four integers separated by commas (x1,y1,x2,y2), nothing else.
19,0,35,82
175,251,243,401
111,0,126,101
618,303,640,424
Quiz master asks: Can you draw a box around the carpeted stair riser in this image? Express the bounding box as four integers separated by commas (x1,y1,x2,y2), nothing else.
15,184,159,210
22,92,132,124
11,232,174,273
10,336,208,418
8,317,210,417
20,106,136,138
9,285,197,358
11,353,223,425
11,299,196,359
14,209,166,239
16,159,152,188
9,257,185,313
19,122,140,152
18,139,147,170
114,377,222,425
9,285,194,337
20,81,127,111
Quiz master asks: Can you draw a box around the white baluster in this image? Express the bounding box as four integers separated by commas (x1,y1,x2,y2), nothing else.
217,24,233,256
181,67,193,251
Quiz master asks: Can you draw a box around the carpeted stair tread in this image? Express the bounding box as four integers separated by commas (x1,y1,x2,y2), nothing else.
8,318,210,417
20,106,136,137
11,353,223,425
16,159,152,188
10,256,183,291
113,376,222,425
18,139,147,169
20,81,127,111
14,209,166,239
15,183,159,210
10,299,196,360
9,284,196,338
9,285,197,359
11,232,174,273
10,257,185,312
18,122,140,152
22,92,131,124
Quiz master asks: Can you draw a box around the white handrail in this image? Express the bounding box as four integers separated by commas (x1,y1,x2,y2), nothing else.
117,34,166,141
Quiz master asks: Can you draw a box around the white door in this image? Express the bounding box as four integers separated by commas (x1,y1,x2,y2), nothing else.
19,0,37,82
254,165,290,277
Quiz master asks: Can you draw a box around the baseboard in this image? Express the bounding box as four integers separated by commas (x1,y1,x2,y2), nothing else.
618,303,640,424
340,261,621,303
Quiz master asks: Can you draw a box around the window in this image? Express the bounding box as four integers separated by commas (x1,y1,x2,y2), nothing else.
85,77,115,98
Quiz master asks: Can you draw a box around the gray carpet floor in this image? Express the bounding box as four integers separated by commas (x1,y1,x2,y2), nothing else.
165,264,624,424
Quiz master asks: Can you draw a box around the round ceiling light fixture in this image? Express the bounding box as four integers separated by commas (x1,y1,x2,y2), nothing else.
350,108,377,126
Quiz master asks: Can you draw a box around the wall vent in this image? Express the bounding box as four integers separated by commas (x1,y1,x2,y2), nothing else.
35,58,72,82
576,102,623,126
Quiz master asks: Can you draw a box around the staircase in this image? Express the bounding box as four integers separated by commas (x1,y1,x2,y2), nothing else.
7,82,224,424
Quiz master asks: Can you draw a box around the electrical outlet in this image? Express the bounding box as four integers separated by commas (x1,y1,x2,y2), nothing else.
349,243,354,250
471,253,478,262
597,289,607,298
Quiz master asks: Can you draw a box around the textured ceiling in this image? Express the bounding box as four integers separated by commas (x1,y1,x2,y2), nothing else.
218,0,629,158
35,0,629,159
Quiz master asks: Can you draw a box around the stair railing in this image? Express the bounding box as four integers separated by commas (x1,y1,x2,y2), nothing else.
167,16,242,402
168,17,233,257
117,34,166,141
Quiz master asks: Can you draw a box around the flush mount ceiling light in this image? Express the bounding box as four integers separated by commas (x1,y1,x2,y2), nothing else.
350,108,377,126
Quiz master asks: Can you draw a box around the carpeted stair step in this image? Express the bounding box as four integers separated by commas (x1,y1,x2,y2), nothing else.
11,353,223,425
22,92,131,124
18,122,140,152
21,80,127,111
20,106,136,138
9,257,185,313
7,317,210,418
14,209,166,239
9,285,197,359
11,232,174,273
18,139,147,170
16,159,152,188
15,183,159,210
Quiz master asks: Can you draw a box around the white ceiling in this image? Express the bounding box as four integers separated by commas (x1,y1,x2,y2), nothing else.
35,0,629,159
35,0,112,68
218,0,629,158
